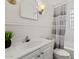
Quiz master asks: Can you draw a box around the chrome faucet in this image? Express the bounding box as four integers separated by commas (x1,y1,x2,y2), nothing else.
25,36,30,42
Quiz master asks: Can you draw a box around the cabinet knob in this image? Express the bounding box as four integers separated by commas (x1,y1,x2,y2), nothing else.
37,55,40,57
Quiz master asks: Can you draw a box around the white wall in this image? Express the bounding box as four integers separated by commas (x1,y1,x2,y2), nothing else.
5,0,54,43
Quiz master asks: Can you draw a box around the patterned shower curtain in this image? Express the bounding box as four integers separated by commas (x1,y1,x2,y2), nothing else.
52,4,66,49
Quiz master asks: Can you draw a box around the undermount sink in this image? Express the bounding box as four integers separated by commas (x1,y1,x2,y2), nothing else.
24,40,46,48
15,38,47,49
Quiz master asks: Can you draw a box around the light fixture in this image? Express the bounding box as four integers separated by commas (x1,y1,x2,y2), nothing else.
7,0,16,5
37,3,45,14
36,0,45,15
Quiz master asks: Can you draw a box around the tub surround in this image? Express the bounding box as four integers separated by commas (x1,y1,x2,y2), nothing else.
5,38,54,59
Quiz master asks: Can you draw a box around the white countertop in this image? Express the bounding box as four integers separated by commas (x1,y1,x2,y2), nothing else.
5,38,53,59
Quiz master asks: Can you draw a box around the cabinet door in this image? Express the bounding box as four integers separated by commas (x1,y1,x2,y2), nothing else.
21,50,40,59
41,46,53,59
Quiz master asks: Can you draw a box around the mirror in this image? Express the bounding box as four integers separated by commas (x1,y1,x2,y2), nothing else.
20,0,38,20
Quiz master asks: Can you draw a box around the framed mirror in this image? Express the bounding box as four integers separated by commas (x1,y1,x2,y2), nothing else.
20,0,38,20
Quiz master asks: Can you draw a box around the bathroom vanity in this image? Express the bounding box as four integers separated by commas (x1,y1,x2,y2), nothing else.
5,38,54,59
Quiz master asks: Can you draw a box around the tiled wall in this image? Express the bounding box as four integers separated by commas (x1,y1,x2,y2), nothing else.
5,0,53,42
5,24,52,42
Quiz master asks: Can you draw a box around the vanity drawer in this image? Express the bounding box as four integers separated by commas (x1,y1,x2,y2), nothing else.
20,49,40,59
40,41,54,51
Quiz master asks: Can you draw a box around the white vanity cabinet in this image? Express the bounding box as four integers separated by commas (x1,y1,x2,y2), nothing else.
20,42,53,59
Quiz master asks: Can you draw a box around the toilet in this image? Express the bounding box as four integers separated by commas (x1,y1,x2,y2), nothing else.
53,48,71,59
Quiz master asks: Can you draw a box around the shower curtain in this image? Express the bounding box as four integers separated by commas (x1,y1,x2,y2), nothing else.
52,4,66,49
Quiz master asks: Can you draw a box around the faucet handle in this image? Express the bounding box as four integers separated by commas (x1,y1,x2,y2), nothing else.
25,36,30,42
